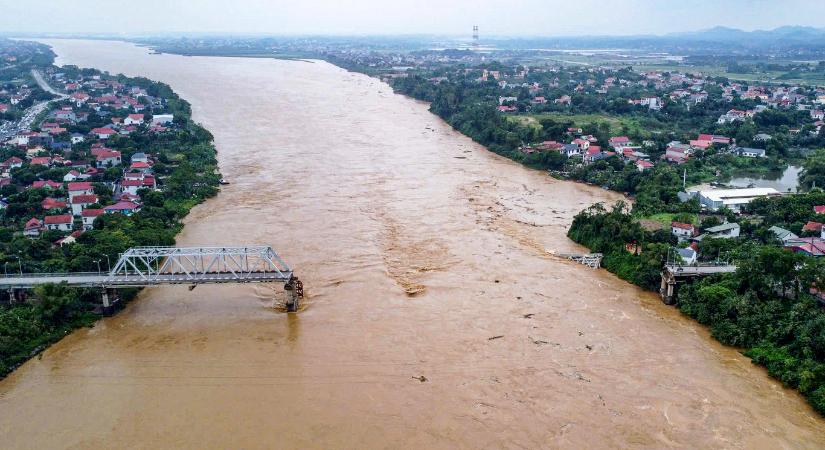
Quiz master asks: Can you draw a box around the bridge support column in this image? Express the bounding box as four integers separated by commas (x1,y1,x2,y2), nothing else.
101,288,116,316
283,276,303,313
660,272,677,305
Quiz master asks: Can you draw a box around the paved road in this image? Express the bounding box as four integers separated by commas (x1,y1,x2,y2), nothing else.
665,264,737,275
0,70,68,142
0,271,293,288
31,69,65,96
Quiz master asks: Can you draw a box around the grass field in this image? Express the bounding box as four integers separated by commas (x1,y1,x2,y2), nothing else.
507,112,667,137
524,52,825,86
640,213,698,227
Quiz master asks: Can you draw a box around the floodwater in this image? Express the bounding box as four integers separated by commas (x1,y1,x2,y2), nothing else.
728,165,802,193
1,39,824,449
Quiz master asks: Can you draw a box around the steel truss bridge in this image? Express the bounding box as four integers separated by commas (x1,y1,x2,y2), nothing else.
0,246,303,312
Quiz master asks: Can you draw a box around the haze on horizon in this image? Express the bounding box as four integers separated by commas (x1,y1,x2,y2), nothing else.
2,0,825,37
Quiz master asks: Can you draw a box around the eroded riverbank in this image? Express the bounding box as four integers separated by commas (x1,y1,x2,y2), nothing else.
0,39,823,449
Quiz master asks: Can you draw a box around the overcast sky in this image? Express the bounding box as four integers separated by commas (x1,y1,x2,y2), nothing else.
2,0,824,36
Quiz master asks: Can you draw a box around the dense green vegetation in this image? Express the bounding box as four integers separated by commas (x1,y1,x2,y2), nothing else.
568,194,825,414
0,44,220,377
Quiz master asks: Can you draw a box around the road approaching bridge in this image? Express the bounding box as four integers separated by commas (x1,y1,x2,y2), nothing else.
660,263,737,304
0,246,303,312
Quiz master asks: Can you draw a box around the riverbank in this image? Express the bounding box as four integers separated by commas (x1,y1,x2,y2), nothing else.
0,41,221,378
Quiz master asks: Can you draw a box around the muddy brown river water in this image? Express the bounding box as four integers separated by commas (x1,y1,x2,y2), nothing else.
1,39,824,449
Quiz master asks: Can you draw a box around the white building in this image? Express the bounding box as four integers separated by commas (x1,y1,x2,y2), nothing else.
693,188,782,212
151,114,174,125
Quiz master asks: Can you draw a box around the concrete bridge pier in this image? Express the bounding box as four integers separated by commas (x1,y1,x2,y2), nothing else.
283,276,303,312
101,288,119,315
6,288,27,304
660,271,677,305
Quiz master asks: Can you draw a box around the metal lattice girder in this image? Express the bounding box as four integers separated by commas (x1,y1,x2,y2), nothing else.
107,246,293,284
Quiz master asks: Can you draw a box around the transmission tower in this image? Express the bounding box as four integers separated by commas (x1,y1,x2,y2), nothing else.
473,25,479,49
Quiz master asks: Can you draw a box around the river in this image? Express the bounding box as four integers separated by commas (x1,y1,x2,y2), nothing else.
0,39,823,449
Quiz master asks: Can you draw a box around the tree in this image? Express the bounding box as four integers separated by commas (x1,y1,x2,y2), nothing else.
801,150,825,191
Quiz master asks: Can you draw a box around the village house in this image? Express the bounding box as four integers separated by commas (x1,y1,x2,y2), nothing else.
784,237,825,258
23,218,42,237
770,226,798,243
91,127,117,140
55,230,83,247
95,149,122,168
608,136,631,149
4,156,23,169
44,214,73,232
671,222,695,241
81,208,104,230
636,160,654,172
123,113,144,125
803,221,824,236
32,180,62,190
67,181,94,201
41,197,66,211
696,222,741,241
677,246,698,265
664,143,692,164
70,194,98,216
561,144,581,158
130,152,149,164
104,200,141,216
30,156,51,167
151,114,174,125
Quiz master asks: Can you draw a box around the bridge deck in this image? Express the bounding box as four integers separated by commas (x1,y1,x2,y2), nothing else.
0,272,292,289
664,265,737,277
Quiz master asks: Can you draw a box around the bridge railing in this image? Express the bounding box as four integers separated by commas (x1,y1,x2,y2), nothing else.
1,271,102,279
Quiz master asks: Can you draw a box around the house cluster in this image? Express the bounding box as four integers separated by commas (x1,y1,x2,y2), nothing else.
0,84,31,111
0,69,175,245
669,204,825,263
481,63,825,142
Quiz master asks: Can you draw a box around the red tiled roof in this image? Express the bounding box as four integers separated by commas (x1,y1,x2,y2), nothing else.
803,221,824,232
104,201,140,211
71,194,98,204
32,180,62,189
671,221,694,230
68,182,93,191
815,206,825,214
82,208,104,217
41,198,66,209
44,214,72,225
30,157,51,165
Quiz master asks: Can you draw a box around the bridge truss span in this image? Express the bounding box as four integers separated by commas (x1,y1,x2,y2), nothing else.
108,246,293,284
0,245,303,312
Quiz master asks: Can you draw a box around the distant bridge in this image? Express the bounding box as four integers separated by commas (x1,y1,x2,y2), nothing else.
557,253,603,269
0,246,303,312
660,263,737,304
